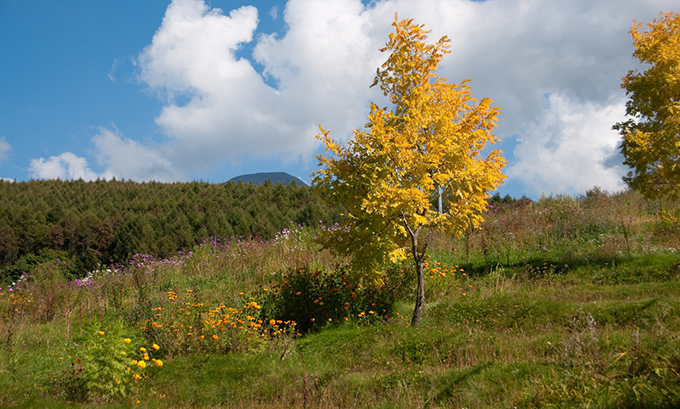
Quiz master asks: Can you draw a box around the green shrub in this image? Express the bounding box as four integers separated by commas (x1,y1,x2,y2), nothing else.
260,267,400,333
52,321,161,402
0,249,78,285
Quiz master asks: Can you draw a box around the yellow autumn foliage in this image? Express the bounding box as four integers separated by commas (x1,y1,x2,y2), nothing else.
615,11,680,199
313,16,506,325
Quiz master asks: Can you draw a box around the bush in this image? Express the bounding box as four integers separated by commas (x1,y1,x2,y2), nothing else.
260,267,400,333
52,320,161,402
0,249,78,285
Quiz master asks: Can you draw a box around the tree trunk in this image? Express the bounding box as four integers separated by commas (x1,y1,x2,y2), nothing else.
411,254,425,326
402,212,427,326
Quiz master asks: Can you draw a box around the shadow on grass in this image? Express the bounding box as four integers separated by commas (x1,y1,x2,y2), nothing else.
454,252,680,285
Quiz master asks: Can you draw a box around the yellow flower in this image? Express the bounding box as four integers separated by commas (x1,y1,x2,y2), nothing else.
152,343,160,350
155,360,163,367
137,361,147,368
132,373,142,380
269,319,276,326
140,347,146,352
143,353,149,361
124,338,131,343
131,360,138,365
98,331,105,335
121,351,127,356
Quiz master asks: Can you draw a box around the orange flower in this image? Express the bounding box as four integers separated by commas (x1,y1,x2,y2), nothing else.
212,334,218,340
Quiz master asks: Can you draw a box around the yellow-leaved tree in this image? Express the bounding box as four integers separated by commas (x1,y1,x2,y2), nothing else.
615,11,680,199
312,17,506,326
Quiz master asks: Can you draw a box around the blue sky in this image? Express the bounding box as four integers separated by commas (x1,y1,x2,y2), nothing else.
0,0,676,198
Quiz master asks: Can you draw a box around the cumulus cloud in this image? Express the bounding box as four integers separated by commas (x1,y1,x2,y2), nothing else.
0,138,9,163
132,0,675,194
92,127,183,182
28,127,182,182
136,0,383,170
30,0,678,193
29,152,99,181
507,94,628,195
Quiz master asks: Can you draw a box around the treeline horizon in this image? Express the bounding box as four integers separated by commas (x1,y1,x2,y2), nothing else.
0,179,343,282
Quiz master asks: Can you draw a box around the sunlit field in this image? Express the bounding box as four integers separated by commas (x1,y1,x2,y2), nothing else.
1,189,680,408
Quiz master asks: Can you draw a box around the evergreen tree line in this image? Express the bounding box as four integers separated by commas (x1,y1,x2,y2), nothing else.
0,179,342,282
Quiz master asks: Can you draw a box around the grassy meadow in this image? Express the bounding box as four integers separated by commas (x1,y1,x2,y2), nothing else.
1,189,680,408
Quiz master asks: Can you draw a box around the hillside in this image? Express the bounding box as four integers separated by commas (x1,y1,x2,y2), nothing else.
0,179,340,282
0,189,679,407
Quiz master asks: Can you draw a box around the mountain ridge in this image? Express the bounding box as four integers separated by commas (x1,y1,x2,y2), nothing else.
228,172,307,186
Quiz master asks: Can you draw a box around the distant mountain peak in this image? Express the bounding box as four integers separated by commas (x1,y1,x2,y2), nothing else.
228,172,307,186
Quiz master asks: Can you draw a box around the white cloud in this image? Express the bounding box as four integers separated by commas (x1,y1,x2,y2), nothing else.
131,0,675,194
28,128,182,182
507,94,628,195
1,178,15,183
32,0,679,194
136,0,384,170
0,138,10,163
29,152,99,181
92,127,183,182
108,58,123,83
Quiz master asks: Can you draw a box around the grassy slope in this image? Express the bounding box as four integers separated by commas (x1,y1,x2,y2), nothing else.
3,257,679,408
1,191,680,408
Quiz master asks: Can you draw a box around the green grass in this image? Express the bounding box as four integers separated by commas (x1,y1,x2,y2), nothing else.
3,262,679,408
2,192,680,407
